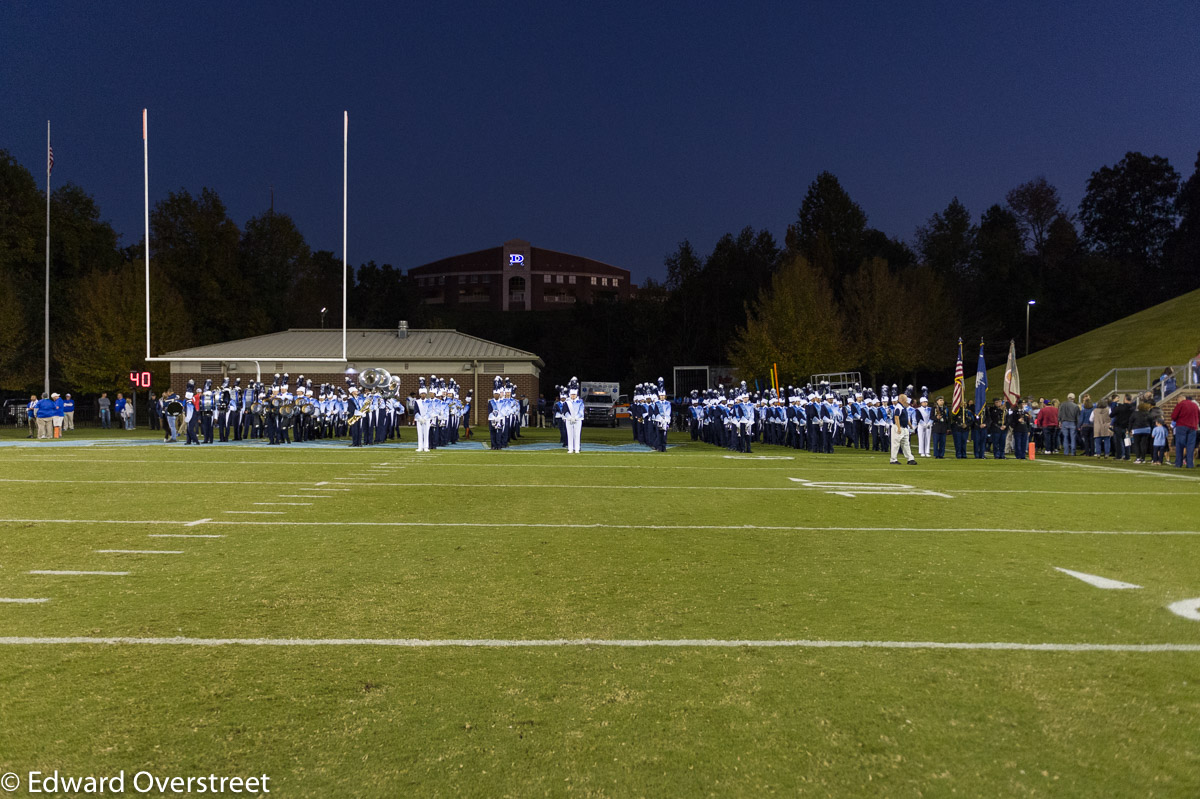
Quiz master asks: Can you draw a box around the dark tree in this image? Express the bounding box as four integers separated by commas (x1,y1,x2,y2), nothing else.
970,205,1028,341
784,171,868,278
1006,177,1066,257
664,239,702,291
1079,152,1180,298
1167,150,1200,292
915,198,977,280
151,188,244,344
239,210,311,334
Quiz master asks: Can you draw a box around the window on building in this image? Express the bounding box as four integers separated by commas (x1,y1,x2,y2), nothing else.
601,277,608,286
481,274,490,283
590,276,597,285
614,278,620,286
568,275,576,284
556,275,564,284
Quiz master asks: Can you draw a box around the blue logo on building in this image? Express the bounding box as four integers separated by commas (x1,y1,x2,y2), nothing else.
509,254,525,266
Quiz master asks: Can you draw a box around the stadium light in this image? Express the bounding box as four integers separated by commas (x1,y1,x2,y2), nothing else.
321,307,327,329
1026,300,1036,356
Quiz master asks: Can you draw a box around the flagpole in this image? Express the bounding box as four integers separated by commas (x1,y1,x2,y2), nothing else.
143,109,150,360
342,111,348,362
44,120,50,397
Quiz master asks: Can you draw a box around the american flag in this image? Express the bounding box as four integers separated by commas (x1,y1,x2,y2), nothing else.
47,142,54,176
952,338,964,415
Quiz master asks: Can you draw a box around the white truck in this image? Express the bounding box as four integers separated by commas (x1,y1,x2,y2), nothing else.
580,381,620,427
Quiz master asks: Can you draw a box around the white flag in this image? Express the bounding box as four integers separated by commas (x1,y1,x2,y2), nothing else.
1003,340,1021,405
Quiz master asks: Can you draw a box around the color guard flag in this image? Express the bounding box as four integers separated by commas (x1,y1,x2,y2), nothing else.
974,339,987,410
47,142,53,176
1003,339,1021,405
952,338,964,415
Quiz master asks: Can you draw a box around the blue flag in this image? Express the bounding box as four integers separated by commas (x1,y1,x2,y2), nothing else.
974,340,988,410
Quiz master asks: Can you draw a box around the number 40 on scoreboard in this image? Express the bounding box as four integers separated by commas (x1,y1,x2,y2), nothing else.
129,370,153,388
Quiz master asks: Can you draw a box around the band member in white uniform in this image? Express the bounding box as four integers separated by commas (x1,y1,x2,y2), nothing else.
563,377,585,454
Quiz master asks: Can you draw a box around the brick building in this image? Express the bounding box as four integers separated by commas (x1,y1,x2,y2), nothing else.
409,239,633,311
161,327,543,427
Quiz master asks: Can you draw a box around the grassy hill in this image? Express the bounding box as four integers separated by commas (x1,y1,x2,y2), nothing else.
934,287,1200,401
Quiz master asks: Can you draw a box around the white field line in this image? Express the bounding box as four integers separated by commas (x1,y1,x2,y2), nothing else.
94,550,183,555
224,511,284,515
0,459,1064,473
278,495,331,498
1167,598,1200,621
0,518,1195,536
29,570,128,576
148,534,225,539
0,477,1191,496
314,481,1197,496
0,598,50,604
0,636,1196,652
1054,567,1142,590
297,488,351,491
252,502,311,506
1039,458,1200,481
185,518,211,527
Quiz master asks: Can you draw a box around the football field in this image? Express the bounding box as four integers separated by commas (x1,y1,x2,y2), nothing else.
1,428,1198,796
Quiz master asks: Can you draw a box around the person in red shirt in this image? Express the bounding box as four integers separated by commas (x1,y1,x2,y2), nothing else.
1038,399,1061,454
1170,395,1199,468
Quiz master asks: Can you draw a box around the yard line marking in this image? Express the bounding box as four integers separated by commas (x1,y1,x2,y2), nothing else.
1,518,1197,536
28,570,129,576
0,478,342,486
0,598,50,604
12,477,1184,496
315,481,1195,496
314,481,329,486
0,636,1197,652
1054,567,1142,590
185,518,211,527
278,494,331,498
148,534,225,539
94,550,183,555
1167,598,1200,621
1039,458,1200,481
252,502,312,506
224,511,284,515
724,455,795,460
297,488,351,491
792,477,953,498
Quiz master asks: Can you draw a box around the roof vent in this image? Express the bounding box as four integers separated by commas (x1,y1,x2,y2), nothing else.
398,320,408,339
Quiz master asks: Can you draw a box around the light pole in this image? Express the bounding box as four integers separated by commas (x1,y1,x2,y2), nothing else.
1026,300,1036,356
320,307,327,329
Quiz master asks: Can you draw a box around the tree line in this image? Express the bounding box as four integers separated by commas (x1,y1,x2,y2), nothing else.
1,147,1197,395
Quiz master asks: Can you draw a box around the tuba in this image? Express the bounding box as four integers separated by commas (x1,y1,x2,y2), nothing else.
359,368,391,391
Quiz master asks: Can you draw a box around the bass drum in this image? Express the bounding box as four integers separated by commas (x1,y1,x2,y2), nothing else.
164,400,185,415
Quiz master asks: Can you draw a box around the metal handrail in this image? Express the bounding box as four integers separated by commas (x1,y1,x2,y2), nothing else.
1078,364,1193,400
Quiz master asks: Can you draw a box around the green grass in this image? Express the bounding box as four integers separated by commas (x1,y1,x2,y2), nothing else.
935,287,1200,401
0,431,1198,796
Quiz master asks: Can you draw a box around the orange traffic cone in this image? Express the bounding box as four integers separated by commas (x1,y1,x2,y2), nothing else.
53,427,61,439
1028,441,1036,460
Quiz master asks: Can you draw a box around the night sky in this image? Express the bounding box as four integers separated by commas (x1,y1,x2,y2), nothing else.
3,1,1198,284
